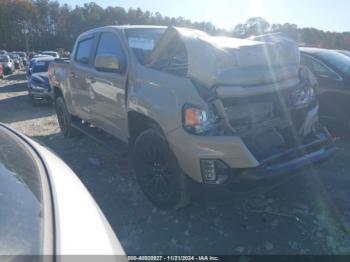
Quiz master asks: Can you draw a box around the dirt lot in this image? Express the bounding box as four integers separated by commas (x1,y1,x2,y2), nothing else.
1,71,350,255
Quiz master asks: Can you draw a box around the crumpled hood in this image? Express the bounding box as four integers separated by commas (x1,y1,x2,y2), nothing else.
147,27,300,87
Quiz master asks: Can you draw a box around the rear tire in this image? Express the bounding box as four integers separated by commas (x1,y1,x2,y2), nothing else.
132,128,189,210
55,96,80,138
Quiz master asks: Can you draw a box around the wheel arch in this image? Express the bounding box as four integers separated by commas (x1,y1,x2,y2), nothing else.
128,110,165,146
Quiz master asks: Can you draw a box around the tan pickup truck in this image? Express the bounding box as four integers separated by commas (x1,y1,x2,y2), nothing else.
49,25,335,209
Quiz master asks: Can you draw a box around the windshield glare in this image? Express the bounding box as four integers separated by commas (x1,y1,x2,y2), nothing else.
125,28,165,64
319,51,350,77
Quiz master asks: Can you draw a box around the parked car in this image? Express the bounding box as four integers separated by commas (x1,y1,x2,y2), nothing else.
0,50,8,56
9,53,23,69
41,51,60,58
335,49,350,57
27,55,52,79
14,51,28,66
300,47,350,130
0,64,3,79
0,55,14,75
27,56,55,104
49,26,335,210
0,123,125,256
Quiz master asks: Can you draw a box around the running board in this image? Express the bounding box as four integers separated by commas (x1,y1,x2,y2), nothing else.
72,120,129,158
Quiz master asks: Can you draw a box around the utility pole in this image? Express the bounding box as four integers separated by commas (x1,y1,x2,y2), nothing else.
21,22,29,53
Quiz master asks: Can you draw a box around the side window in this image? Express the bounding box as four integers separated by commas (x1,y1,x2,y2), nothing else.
311,60,332,75
95,32,126,72
75,37,93,65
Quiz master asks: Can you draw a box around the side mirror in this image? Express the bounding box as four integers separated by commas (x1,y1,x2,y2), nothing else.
94,55,124,73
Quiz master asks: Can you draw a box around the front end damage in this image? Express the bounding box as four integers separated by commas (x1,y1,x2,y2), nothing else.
209,78,335,181
147,27,336,188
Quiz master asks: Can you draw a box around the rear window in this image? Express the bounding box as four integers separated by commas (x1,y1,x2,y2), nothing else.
75,37,94,65
32,61,51,73
0,126,51,255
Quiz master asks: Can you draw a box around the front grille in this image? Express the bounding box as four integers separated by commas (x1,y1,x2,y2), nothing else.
221,89,292,132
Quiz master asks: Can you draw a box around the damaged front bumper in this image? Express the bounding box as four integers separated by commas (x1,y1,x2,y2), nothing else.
167,115,336,194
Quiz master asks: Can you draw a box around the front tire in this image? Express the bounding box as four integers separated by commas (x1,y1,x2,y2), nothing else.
132,128,189,210
55,96,80,138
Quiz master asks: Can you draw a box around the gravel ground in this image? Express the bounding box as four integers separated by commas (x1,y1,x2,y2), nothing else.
1,71,350,255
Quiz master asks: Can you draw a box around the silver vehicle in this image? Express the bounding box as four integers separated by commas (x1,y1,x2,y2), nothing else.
0,55,14,75
49,26,335,210
41,51,60,58
14,51,28,66
0,123,125,256
9,53,23,69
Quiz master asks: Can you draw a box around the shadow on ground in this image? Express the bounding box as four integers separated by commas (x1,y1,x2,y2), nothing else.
32,130,350,255
0,94,54,123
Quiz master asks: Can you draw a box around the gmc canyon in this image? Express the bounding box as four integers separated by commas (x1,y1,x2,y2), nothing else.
49,25,335,209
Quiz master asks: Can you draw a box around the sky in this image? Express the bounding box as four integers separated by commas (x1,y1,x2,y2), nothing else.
57,0,350,32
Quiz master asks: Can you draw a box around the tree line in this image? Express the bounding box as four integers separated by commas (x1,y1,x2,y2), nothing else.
0,0,349,52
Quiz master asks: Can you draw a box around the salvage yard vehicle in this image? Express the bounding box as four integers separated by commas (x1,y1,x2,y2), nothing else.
0,123,125,256
49,26,335,210
27,56,55,104
0,55,14,75
300,47,350,130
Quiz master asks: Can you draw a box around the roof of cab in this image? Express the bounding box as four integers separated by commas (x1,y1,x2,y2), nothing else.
299,47,334,54
80,25,167,37
33,56,55,62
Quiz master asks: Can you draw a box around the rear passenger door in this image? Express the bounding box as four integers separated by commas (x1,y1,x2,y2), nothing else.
70,35,96,121
88,31,128,141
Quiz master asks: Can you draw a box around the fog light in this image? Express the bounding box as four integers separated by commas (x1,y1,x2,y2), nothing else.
200,160,216,182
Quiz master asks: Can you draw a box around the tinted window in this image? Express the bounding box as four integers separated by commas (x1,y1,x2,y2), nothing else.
32,61,51,73
0,126,50,255
318,51,350,77
75,37,93,64
301,55,334,76
95,32,126,71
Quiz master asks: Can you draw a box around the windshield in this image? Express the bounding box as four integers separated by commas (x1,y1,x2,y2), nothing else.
0,56,9,62
42,52,57,57
318,51,350,77
0,126,50,255
32,61,50,73
125,28,165,64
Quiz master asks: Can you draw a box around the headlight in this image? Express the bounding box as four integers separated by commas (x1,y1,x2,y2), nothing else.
182,104,217,135
290,86,314,107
